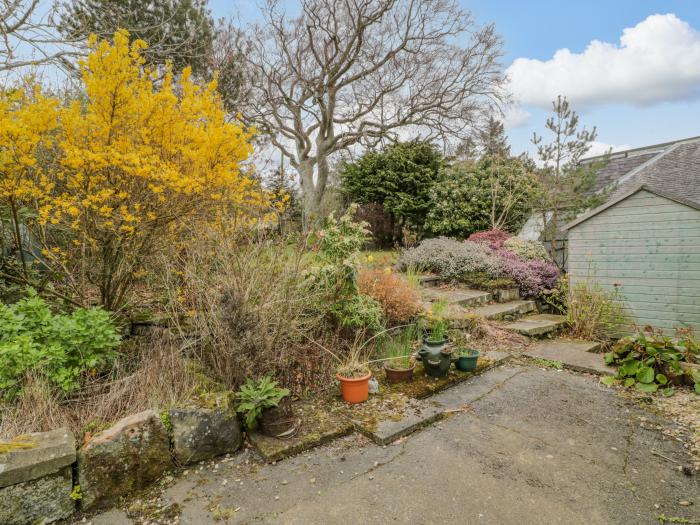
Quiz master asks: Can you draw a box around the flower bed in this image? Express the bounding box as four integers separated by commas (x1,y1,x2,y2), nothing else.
396,232,559,297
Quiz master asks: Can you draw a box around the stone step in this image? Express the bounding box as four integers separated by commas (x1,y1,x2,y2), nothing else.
421,287,492,308
523,339,613,375
418,274,442,287
470,300,536,321
502,314,566,337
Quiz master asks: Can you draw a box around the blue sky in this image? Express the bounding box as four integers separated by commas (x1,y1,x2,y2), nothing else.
211,0,700,158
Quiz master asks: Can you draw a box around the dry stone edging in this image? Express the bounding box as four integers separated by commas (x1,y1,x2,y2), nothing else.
1,400,244,522
0,427,76,525
77,410,172,511
169,407,243,466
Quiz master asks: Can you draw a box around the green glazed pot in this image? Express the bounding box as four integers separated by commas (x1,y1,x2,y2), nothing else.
455,349,480,372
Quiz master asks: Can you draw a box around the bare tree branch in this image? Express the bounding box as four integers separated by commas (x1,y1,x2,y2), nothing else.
238,0,506,224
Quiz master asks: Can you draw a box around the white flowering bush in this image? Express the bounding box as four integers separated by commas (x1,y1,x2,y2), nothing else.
502,237,552,262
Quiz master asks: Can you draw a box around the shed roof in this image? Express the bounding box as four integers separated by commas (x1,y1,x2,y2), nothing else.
563,184,700,231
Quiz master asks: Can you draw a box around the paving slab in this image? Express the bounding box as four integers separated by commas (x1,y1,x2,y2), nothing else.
524,338,614,375
421,287,491,308
430,365,526,410
470,299,536,320
248,402,354,462
383,350,510,399
345,394,444,445
503,313,565,336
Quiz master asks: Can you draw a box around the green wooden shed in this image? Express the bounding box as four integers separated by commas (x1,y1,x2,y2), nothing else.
564,185,700,334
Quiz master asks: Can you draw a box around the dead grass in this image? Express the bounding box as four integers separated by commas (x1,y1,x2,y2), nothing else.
0,336,201,439
159,227,330,392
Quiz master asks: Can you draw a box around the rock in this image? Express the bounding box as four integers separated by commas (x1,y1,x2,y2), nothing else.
0,427,75,488
0,468,74,525
169,407,242,465
0,427,76,525
78,410,171,510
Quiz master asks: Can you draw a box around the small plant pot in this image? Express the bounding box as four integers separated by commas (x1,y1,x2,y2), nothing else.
337,371,372,403
384,363,416,383
259,400,301,438
421,335,449,356
422,350,452,378
455,349,481,372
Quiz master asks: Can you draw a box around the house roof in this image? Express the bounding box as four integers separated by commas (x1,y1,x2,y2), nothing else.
581,136,700,204
563,184,700,231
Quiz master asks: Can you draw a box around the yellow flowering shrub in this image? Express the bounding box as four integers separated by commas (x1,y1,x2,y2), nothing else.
0,85,59,277
3,30,266,310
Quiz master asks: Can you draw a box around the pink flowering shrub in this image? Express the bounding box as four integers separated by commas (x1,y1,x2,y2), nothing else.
467,228,511,249
494,248,560,297
398,231,560,297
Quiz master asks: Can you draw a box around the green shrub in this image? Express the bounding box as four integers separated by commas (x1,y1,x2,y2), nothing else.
502,237,552,262
565,280,626,342
309,206,386,331
0,291,121,400
603,329,699,395
235,376,290,429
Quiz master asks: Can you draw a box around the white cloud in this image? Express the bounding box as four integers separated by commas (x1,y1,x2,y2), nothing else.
585,141,632,158
506,14,700,108
502,105,531,129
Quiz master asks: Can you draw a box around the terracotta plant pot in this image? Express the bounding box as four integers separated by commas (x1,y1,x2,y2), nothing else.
337,371,372,403
384,363,416,383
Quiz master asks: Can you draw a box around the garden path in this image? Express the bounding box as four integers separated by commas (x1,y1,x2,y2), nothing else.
82,363,699,525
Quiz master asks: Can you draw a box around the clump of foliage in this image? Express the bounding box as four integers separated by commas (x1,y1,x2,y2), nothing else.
0,291,121,400
396,237,501,280
541,276,626,342
396,235,560,297
379,325,420,370
502,237,552,262
358,268,422,326
426,300,449,342
340,141,444,242
235,376,290,429
309,207,384,332
467,228,511,248
425,158,536,239
603,328,700,395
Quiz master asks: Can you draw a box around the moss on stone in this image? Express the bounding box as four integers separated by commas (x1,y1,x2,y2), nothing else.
0,435,36,455
248,401,353,462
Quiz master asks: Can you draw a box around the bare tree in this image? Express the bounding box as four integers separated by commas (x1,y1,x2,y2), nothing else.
239,0,505,224
1,0,77,73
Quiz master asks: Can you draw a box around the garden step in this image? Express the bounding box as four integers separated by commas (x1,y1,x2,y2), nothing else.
523,339,613,375
420,287,492,308
502,314,566,337
418,274,442,287
470,300,536,321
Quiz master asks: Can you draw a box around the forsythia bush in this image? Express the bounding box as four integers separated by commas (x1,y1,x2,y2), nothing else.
1,30,266,310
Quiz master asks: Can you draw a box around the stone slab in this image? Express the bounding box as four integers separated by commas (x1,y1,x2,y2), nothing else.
248,402,354,462
503,313,566,336
169,407,242,465
382,351,510,399
471,300,536,320
524,338,614,375
0,466,74,525
346,395,444,445
421,287,491,308
430,365,525,410
78,410,172,511
0,427,75,488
